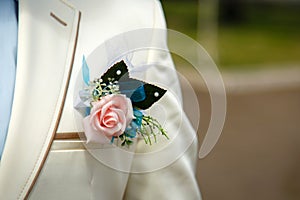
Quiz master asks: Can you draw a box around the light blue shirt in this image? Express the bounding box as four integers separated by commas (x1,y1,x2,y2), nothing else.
0,0,18,159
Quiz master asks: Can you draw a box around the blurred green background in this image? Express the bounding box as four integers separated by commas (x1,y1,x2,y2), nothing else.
161,0,300,70
160,1,300,200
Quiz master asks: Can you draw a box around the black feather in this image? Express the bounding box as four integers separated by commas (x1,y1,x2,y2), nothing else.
100,60,166,110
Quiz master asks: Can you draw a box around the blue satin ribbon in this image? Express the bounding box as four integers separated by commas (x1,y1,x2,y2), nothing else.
119,82,146,103
82,56,90,86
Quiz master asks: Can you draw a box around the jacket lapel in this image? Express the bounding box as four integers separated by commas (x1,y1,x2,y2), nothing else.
0,0,81,199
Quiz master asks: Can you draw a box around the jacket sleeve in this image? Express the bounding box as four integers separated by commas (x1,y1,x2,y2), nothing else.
123,1,202,199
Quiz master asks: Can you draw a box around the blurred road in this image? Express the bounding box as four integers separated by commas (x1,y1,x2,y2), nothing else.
180,67,300,200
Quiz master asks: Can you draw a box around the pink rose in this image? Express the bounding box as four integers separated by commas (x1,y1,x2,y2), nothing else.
83,94,134,143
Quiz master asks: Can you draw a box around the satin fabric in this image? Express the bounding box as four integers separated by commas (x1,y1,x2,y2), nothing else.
0,0,202,199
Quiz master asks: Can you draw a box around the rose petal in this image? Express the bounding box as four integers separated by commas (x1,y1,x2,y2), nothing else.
96,108,125,137
109,108,126,136
102,111,118,127
124,97,134,126
85,94,135,142
99,101,114,123
83,116,111,144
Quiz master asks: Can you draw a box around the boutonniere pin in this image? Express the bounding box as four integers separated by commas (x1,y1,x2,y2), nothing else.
75,56,169,147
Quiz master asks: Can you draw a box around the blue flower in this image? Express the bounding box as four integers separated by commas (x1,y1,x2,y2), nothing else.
125,109,143,138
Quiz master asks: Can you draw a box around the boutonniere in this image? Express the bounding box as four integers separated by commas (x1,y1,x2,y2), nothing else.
75,56,169,147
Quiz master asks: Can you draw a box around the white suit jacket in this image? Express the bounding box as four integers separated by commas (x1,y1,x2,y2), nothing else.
0,0,201,199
